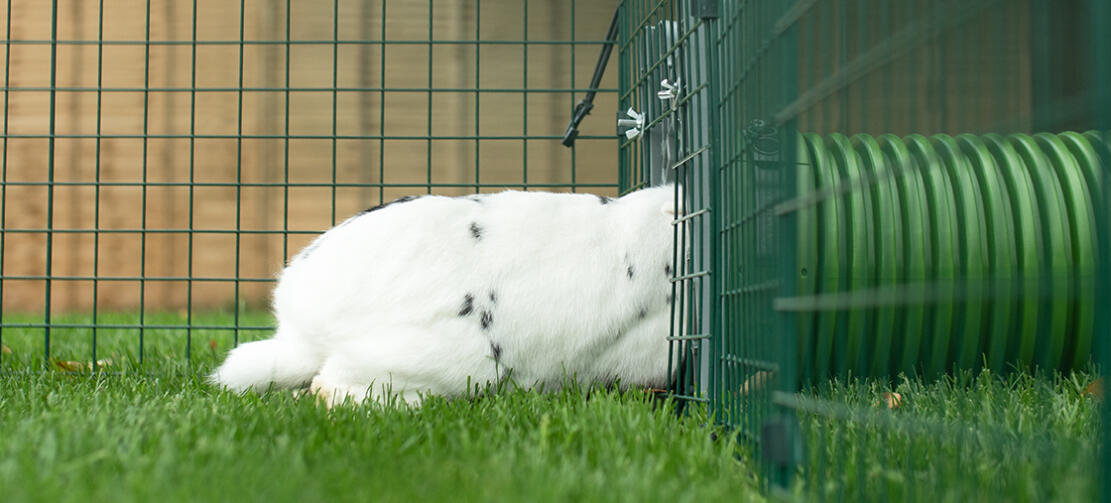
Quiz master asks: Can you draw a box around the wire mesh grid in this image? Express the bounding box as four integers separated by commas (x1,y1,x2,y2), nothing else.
0,0,623,372
616,0,718,413
619,0,1110,499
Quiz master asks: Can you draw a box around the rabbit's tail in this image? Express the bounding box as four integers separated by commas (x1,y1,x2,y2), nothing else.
209,333,321,393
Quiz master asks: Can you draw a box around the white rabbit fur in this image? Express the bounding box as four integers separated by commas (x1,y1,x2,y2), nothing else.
211,184,678,406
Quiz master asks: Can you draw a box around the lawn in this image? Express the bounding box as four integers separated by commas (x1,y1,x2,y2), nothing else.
0,312,761,503
788,370,1101,501
0,312,1103,502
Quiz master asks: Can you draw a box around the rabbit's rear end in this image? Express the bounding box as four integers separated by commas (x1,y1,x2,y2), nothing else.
211,185,677,406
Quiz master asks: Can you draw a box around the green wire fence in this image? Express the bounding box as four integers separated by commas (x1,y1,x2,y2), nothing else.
0,0,623,370
619,0,1110,500
4,0,1110,499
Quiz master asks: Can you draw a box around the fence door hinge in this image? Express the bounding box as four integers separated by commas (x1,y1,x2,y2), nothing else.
691,0,718,18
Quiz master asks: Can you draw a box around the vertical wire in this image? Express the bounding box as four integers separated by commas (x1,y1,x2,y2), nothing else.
882,0,891,132
473,0,480,193
332,0,339,222
569,0,575,192
92,0,104,368
522,0,528,190
0,0,12,365
616,1,625,189
742,0,751,426
729,0,738,424
378,0,385,203
736,0,746,423
635,0,644,189
236,0,256,348
278,0,291,344
187,0,197,362
233,0,245,348
837,0,847,133
727,0,738,425
617,1,626,188
638,0,648,187
856,0,865,135
749,0,758,428
819,0,831,134
689,0,701,400
44,0,59,364
139,0,151,363
703,3,723,421
426,0,433,195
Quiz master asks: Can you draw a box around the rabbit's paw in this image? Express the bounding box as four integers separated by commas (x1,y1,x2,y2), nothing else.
308,375,365,408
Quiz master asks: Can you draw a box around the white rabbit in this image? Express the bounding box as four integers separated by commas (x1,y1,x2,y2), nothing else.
211,184,679,406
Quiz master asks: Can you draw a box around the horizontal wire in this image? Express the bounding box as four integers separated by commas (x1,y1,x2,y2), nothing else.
666,333,710,341
666,394,711,403
0,133,617,140
0,38,612,46
0,322,272,331
2,274,275,282
720,355,780,372
0,181,619,189
1,86,619,94
1,228,317,234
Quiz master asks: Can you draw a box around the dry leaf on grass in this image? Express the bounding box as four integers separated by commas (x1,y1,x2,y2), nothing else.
53,359,85,371
1,344,11,354
53,359,113,371
877,392,902,409
1083,378,1103,400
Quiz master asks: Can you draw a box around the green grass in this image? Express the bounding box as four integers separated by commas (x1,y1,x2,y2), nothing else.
790,371,1102,501
0,313,761,503
0,311,275,374
1,313,1103,502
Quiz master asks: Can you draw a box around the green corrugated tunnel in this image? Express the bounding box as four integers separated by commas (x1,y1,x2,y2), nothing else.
794,130,1109,380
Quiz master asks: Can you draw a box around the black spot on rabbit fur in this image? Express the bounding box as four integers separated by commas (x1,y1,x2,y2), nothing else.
469,222,482,241
361,195,417,215
459,294,474,316
488,291,497,304
664,264,672,276
480,311,493,330
638,308,648,320
596,194,614,205
626,264,635,279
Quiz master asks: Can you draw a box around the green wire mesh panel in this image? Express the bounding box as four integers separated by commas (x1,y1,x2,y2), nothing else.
0,0,622,372
619,0,1111,499
718,0,1110,499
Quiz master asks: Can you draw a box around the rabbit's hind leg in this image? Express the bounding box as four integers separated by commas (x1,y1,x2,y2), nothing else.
308,323,501,408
